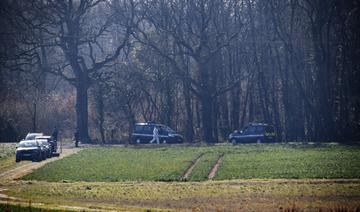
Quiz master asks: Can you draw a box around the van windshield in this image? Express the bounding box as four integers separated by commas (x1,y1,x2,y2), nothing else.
19,141,38,148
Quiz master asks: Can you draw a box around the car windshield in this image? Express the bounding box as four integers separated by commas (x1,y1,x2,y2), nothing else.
19,141,38,148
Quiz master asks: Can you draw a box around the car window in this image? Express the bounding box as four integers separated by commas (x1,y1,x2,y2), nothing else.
134,125,143,133
19,141,38,147
246,126,256,134
254,126,264,134
143,125,153,133
159,126,168,135
245,126,264,134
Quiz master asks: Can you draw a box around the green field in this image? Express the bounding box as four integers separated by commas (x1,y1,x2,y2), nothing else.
22,147,202,182
22,143,360,182
0,143,18,173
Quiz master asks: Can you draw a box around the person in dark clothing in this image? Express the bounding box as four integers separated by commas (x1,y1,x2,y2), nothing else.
52,127,59,152
74,130,79,147
52,127,58,141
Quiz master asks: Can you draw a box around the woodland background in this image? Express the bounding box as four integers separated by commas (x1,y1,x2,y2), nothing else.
0,0,359,143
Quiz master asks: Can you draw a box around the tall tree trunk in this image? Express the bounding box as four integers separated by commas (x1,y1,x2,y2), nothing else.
231,88,240,130
76,80,90,143
200,92,214,143
183,79,194,142
95,86,105,144
198,62,214,143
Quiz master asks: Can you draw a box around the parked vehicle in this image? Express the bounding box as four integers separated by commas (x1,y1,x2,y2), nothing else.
36,135,57,154
131,122,183,144
25,133,43,140
36,139,52,158
229,123,276,144
15,140,43,162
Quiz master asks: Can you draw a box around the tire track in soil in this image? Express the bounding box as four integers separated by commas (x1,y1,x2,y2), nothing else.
181,153,205,181
208,153,225,180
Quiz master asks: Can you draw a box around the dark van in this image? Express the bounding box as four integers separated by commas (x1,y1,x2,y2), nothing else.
228,123,276,144
131,122,183,144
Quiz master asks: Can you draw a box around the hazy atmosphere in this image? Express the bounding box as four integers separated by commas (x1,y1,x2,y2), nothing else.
1,0,359,144
1,1,360,211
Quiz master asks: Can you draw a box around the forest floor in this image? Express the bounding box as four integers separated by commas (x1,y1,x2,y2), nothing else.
0,142,359,211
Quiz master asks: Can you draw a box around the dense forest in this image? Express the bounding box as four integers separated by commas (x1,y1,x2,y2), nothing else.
0,0,359,143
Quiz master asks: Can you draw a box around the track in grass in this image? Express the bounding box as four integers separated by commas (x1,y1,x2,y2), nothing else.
208,153,224,180
181,153,204,181
186,153,223,181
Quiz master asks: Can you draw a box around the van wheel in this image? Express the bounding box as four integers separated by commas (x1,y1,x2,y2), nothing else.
163,139,167,144
136,138,141,144
16,156,20,163
231,139,237,145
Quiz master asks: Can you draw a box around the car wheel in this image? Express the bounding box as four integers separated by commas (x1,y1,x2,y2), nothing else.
256,138,261,144
16,156,21,163
136,138,141,144
33,155,40,162
163,139,167,144
231,139,237,145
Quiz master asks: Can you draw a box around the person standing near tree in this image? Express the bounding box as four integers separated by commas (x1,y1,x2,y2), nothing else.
74,130,79,148
52,127,58,142
149,126,159,144
51,126,59,152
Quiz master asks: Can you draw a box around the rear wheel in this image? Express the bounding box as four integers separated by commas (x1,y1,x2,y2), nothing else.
231,139,237,145
135,138,141,144
15,156,21,162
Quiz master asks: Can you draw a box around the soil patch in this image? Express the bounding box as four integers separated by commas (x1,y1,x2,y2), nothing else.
208,153,224,180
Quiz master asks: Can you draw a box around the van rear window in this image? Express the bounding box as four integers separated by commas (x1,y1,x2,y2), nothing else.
265,126,275,133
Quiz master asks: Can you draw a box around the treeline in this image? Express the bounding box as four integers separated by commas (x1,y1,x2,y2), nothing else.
0,0,359,143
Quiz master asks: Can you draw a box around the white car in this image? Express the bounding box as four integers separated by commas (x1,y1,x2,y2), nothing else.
25,133,44,140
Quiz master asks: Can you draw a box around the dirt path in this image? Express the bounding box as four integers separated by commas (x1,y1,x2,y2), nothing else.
181,153,205,180
208,153,224,180
0,148,81,182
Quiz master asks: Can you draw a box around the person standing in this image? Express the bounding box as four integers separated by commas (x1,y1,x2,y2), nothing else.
52,126,58,152
150,126,159,144
52,127,58,141
74,130,79,147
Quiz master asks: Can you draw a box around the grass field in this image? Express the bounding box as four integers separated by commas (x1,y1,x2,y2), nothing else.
5,179,360,211
2,143,360,211
23,147,202,182
0,143,18,173
22,143,360,182
216,144,360,179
